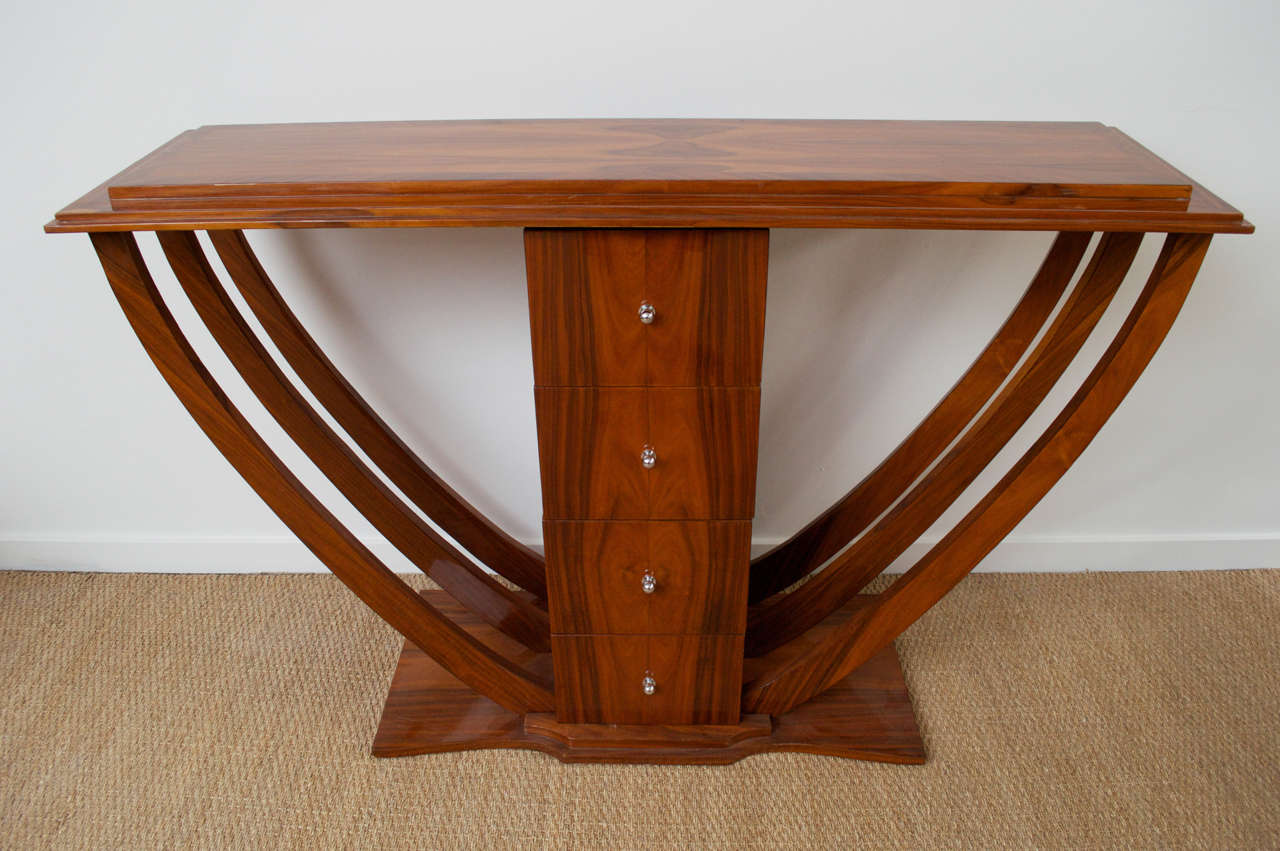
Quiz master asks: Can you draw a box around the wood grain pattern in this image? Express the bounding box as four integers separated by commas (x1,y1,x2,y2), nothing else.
208,230,548,597
644,229,768,386
544,521,750,635
46,121,1252,233
649,521,750,634
374,591,923,764
47,188,1255,233
544,521,649,634
742,233,1212,715
525,229,647,386
371,590,553,756
523,713,770,750
551,636,647,724
745,232,1143,656
647,634,746,725
89,231,553,713
648,388,761,520
528,225,765,731
534,388,760,520
525,229,768,387
748,231,1090,603
534,388,649,519
158,231,550,650
102,121,1192,202
552,634,744,724
54,117,1250,763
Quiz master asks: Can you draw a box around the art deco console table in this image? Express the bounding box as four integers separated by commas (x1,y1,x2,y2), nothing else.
47,120,1251,764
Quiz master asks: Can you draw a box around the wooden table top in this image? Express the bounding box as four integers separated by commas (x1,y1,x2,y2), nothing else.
47,120,1251,233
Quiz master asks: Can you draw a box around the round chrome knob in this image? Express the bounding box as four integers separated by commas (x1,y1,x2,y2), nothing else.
641,572,656,594
638,302,656,325
640,445,657,469
642,673,656,696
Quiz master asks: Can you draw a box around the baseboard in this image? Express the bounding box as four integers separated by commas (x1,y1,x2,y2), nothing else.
0,532,1276,573
0,534,412,574
876,534,1280,573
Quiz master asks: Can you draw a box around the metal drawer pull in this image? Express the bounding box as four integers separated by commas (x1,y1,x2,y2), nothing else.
642,672,656,696
638,302,656,324
641,445,657,469
641,572,656,594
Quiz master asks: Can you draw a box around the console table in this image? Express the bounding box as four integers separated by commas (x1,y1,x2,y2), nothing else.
47,120,1252,764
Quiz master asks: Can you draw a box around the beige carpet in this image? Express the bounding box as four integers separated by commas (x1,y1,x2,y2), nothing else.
0,570,1276,850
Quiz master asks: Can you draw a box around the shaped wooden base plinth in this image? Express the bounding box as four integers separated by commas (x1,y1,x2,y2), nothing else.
372,591,923,765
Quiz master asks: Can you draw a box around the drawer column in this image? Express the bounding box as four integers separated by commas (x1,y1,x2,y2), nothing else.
525,228,768,726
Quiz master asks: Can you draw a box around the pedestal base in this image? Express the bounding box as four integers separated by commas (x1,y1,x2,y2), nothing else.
372,593,924,765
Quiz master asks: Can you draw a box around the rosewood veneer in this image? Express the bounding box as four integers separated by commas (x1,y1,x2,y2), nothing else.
47,119,1251,764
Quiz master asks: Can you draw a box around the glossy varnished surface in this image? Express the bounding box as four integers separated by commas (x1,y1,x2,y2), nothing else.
47,120,1252,232
747,232,1090,603
528,226,766,728
534,387,761,520
54,119,1246,763
103,120,1191,198
209,231,548,597
372,592,924,764
552,634,745,724
526,229,768,387
742,234,1213,715
523,713,771,750
544,521,750,635
90,232,554,713
157,231,549,650
746,232,1142,655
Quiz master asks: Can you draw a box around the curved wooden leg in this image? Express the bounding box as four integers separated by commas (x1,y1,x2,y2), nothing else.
157,231,550,651
207,230,548,597
745,232,1142,656
91,231,553,713
747,232,1090,603
743,233,1211,715
85,225,1213,757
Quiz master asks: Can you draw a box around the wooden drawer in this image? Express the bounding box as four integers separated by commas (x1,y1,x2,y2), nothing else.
525,229,768,387
545,521,750,635
534,387,760,520
552,634,744,725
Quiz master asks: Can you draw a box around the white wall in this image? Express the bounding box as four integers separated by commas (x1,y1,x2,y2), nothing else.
2,0,1276,573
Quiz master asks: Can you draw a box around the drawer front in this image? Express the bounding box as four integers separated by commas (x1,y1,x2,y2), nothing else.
647,388,760,520
526,229,768,387
525,229,648,386
545,521,750,635
533,388,649,519
552,634,744,725
535,387,760,520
